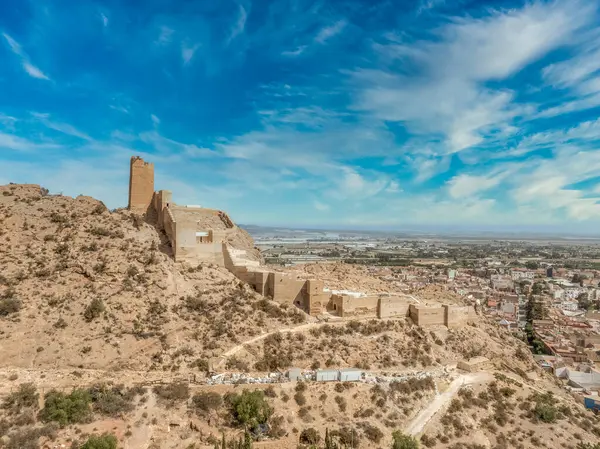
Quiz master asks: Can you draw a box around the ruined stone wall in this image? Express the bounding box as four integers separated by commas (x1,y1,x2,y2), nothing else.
341,295,379,318
305,279,329,315
270,272,306,306
378,297,410,318
128,156,154,214
443,305,474,328
163,206,176,249
153,190,172,228
409,305,445,326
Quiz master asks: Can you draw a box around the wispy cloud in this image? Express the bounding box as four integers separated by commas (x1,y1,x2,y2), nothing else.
226,5,248,44
417,0,446,15
351,0,595,154
31,112,92,140
314,200,330,211
314,20,347,44
156,26,174,45
281,46,307,57
100,13,109,27
0,132,60,152
2,33,50,80
151,114,160,126
181,42,200,65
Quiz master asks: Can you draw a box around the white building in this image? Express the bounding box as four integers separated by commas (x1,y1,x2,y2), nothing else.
510,269,535,281
560,301,579,311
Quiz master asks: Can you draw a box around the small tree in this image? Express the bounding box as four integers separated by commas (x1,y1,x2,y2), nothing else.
392,431,419,449
227,390,273,430
81,433,118,449
39,389,93,427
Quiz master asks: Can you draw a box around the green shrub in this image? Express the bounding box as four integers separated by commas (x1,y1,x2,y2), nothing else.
87,384,136,417
80,433,118,449
84,298,105,322
534,402,557,423
2,383,39,413
39,389,92,427
392,430,419,449
226,390,273,429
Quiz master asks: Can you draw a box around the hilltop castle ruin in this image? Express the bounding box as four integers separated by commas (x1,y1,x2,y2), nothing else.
128,156,475,325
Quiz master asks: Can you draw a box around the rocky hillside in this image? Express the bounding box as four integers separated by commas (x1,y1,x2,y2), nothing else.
1,184,600,449
0,184,303,372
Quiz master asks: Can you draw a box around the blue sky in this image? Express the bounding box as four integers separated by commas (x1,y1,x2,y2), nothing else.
2,0,600,232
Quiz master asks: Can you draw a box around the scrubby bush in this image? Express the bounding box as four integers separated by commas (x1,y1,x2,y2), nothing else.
84,298,105,322
392,431,419,449
3,425,58,449
39,389,93,427
294,392,307,406
80,433,118,449
264,386,277,398
534,402,557,423
0,297,21,316
2,383,38,413
531,392,558,423
299,428,320,445
192,392,223,415
87,384,136,417
153,382,190,407
362,424,384,443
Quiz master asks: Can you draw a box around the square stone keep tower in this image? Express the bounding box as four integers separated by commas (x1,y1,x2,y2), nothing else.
128,156,155,213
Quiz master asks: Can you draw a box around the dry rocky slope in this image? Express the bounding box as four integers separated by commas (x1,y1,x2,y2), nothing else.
0,184,302,373
1,183,600,449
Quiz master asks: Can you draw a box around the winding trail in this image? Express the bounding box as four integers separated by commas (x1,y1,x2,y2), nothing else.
405,372,492,436
222,322,322,358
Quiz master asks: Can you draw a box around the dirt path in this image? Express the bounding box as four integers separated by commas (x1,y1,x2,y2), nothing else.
124,390,157,449
222,322,322,357
221,313,404,359
405,372,492,436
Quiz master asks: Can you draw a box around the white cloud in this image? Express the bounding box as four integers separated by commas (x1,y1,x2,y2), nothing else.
100,13,109,27
139,131,215,159
337,168,388,199
0,132,60,152
2,33,50,80
31,112,91,140
22,62,50,80
181,42,200,65
314,201,330,211
156,26,174,45
151,114,160,126
351,0,595,154
226,5,247,44
0,114,17,131
447,173,505,199
315,20,347,44
417,0,446,15
386,181,401,193
281,46,307,57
